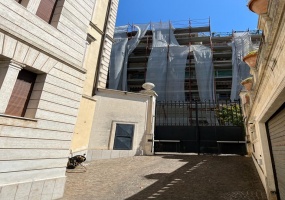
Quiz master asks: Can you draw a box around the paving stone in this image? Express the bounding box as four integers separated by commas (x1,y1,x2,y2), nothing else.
61,155,267,200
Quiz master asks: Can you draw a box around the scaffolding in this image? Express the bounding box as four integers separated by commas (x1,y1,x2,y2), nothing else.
107,18,262,101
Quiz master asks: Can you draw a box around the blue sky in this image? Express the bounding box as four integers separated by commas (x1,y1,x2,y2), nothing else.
115,0,259,32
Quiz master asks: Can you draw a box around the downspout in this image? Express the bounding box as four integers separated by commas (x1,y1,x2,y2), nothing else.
92,0,113,95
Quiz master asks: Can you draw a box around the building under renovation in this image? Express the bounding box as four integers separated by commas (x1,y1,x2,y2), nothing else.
107,19,261,101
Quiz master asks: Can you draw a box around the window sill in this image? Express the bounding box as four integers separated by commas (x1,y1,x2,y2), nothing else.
0,114,37,122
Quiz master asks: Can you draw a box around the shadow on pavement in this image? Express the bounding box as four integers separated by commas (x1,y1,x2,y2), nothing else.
126,155,267,200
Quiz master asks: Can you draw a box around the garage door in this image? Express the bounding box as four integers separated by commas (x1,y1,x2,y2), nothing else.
267,105,285,200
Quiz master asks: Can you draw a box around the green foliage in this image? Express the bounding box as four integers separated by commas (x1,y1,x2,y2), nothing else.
216,104,243,126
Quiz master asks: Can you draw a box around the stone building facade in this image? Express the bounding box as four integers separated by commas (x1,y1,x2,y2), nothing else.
0,0,103,199
242,0,285,199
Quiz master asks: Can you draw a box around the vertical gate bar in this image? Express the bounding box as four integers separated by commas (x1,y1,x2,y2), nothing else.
235,101,239,126
163,103,166,126
172,101,173,126
156,102,158,126
160,102,163,126
161,102,163,126
166,101,169,126
170,101,172,126
160,102,162,126
163,102,165,126
188,101,190,126
200,101,203,126
209,100,212,126
168,101,170,126
212,100,214,126
170,101,174,126
213,99,216,126
184,101,186,126
225,100,227,126
230,101,234,125
189,100,191,126
195,100,200,154
156,102,158,125
192,100,194,126
168,101,169,126
174,101,177,126
219,99,222,126
167,101,168,126
179,101,181,126
215,99,217,126
204,101,206,126
225,100,228,126
160,102,161,126
178,101,179,126
181,101,183,126
179,101,180,126
182,101,184,126
202,101,204,126
189,100,192,126
238,99,244,139
223,100,226,126
182,101,188,126
227,100,230,126
187,101,189,126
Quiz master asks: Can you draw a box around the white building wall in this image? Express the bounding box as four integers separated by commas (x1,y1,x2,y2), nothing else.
0,0,98,199
87,89,155,161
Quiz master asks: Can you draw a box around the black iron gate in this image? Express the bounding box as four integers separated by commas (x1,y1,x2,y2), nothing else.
154,100,246,155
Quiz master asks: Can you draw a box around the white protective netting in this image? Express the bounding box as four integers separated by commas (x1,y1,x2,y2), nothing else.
230,32,255,101
121,24,150,90
108,25,128,90
109,24,149,90
110,22,215,102
146,22,188,101
166,46,189,101
191,45,214,101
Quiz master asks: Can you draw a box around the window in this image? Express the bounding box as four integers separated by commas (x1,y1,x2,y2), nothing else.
5,69,37,117
36,0,58,23
15,0,29,7
215,70,232,77
113,124,134,150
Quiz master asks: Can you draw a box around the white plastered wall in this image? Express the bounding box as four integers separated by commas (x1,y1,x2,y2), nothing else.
87,89,155,160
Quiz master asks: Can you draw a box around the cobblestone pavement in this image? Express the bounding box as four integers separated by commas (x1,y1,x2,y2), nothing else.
61,155,267,200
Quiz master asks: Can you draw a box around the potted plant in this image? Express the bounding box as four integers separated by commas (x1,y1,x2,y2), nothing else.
243,50,258,68
241,77,253,91
248,0,269,15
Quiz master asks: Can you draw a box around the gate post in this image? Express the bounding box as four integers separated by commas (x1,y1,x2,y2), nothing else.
141,82,157,155
195,100,200,154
